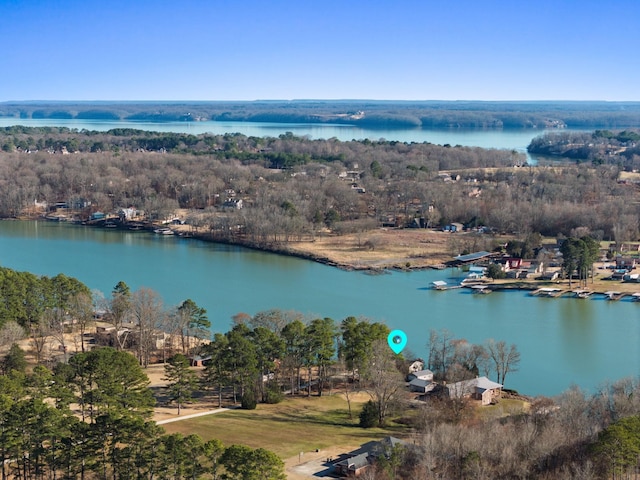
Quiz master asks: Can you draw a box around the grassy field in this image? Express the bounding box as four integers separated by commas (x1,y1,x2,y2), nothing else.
160,393,411,458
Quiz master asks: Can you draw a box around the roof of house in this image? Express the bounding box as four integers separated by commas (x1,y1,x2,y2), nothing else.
335,436,408,472
409,378,432,388
335,452,370,471
454,251,492,263
410,369,434,378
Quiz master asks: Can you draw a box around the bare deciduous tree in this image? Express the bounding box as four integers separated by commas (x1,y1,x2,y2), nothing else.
131,287,165,367
361,339,405,427
485,339,521,386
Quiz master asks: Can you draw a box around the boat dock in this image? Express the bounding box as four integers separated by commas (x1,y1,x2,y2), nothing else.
434,282,640,301
532,288,567,297
572,289,593,299
603,291,626,301
431,280,462,291
471,285,491,294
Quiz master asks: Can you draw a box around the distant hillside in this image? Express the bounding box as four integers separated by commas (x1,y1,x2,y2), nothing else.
2,100,640,129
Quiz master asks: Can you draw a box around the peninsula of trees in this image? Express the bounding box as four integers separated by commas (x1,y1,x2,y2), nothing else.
528,129,640,168
0,126,639,260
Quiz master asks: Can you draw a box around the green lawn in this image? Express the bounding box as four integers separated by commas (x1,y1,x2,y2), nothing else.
160,394,410,458
478,398,530,421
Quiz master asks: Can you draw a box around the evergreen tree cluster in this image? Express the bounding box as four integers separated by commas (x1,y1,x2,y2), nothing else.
0,346,286,479
0,267,90,329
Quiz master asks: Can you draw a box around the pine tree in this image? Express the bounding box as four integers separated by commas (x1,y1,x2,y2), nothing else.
163,353,198,415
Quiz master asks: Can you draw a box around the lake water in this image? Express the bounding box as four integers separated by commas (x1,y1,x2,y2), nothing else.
1,220,638,398
0,117,563,163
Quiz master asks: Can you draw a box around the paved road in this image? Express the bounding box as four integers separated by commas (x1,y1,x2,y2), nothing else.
156,406,238,425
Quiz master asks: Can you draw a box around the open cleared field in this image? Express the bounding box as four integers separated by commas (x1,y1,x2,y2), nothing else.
160,393,410,459
282,228,499,270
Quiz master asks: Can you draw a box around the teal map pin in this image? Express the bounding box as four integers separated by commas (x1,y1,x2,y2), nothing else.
387,330,407,355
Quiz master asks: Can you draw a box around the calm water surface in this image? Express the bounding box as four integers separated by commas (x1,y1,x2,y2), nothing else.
2,221,638,397
0,117,564,162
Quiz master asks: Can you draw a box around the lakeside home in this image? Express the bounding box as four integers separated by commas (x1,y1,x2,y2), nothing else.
444,376,503,406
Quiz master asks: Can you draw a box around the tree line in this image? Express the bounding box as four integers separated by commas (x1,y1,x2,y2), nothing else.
2,100,640,128
364,380,640,479
528,129,640,170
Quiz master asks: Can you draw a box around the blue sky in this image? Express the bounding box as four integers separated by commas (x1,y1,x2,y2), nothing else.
2,0,639,101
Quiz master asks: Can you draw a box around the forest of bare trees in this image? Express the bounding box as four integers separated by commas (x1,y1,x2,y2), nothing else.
0,127,638,250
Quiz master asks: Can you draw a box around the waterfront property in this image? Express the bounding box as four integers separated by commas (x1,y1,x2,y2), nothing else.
1,220,639,397
407,369,434,382
444,377,503,406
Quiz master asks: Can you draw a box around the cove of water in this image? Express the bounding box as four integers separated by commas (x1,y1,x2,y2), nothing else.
2,220,638,398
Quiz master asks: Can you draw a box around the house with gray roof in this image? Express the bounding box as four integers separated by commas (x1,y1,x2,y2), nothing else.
333,436,408,477
409,378,436,394
444,376,503,405
407,369,434,382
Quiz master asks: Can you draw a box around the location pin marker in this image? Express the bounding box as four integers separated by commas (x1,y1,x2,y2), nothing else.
387,329,407,355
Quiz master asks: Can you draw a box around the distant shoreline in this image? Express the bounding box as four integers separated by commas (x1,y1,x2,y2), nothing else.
2,100,640,130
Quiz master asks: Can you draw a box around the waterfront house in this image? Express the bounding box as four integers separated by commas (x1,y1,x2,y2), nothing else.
609,242,640,254
407,369,434,382
464,265,487,281
615,256,637,271
407,359,425,374
222,198,243,210
444,376,503,406
118,207,140,221
409,378,436,393
503,257,523,271
610,269,628,281
539,270,560,281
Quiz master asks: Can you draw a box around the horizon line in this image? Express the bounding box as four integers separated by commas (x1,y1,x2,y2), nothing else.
2,99,640,104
